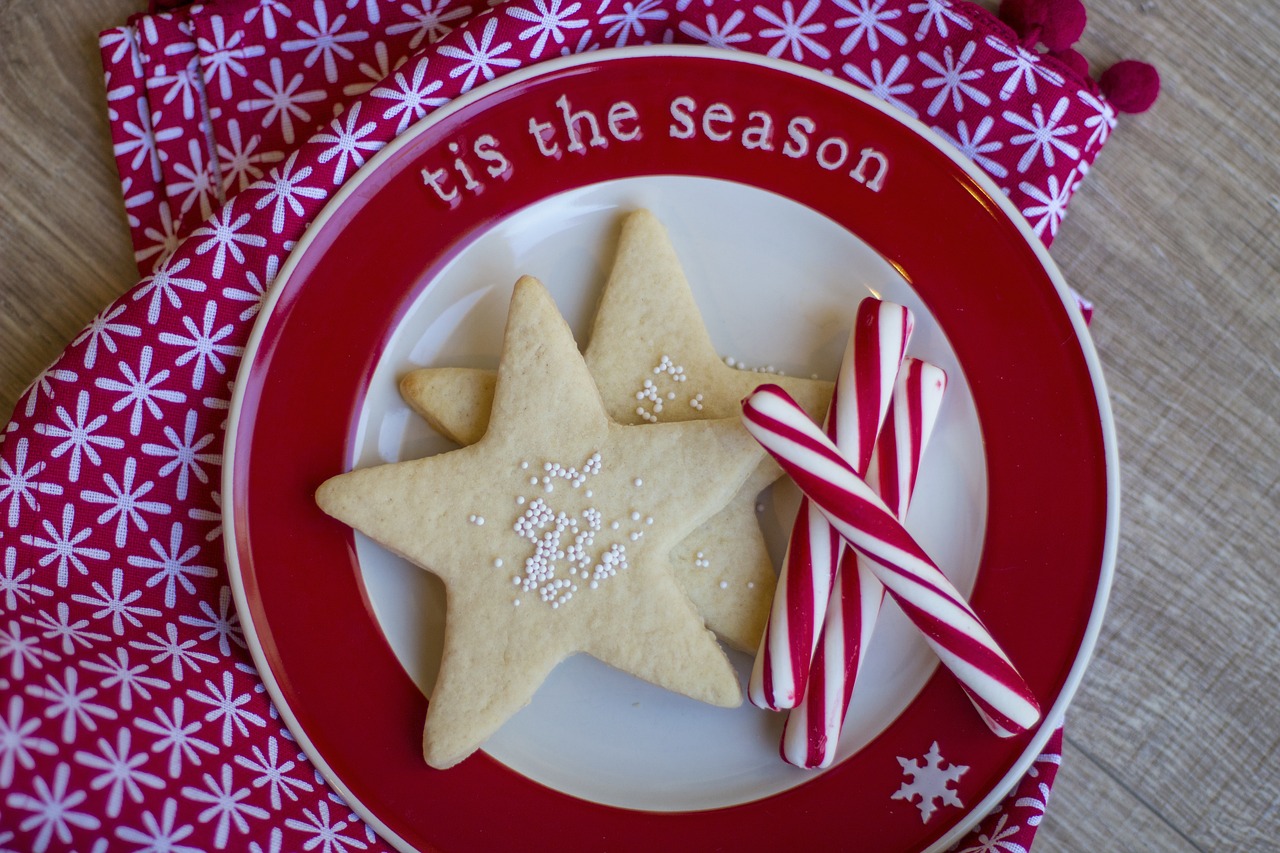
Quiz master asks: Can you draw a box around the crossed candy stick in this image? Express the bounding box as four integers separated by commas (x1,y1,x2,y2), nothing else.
749,299,912,712
742,314,1040,763
783,357,951,769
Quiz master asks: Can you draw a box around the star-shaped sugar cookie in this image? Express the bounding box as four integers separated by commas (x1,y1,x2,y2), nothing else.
317,276,760,769
398,210,834,652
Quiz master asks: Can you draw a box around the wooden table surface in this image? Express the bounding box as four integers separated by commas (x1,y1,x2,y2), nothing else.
2,1,1277,849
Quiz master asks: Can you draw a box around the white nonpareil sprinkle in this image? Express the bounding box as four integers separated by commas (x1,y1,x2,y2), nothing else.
503,453,648,610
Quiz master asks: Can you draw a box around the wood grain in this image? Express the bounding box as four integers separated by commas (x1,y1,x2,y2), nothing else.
2,1,1277,849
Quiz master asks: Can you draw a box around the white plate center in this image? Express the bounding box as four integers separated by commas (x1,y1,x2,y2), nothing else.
351,176,987,810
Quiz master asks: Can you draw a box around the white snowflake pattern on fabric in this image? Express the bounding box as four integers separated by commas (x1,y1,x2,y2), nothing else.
508,0,589,59
678,9,750,49
371,58,449,132
600,0,669,48
312,102,385,184
71,728,166,819
156,73,207,140
132,255,208,326
223,255,280,323
180,763,271,848
282,0,371,84
237,57,328,145
233,736,315,810
180,586,245,659
842,54,917,118
1014,780,1051,827
112,795,205,850
0,438,64,530
891,741,968,823
34,392,126,486
135,201,185,273
284,798,370,852
104,71,136,124
386,0,476,52
0,695,59,787
141,408,223,500
24,602,109,658
81,646,169,713
20,364,79,423
169,137,220,222
24,666,118,744
342,40,401,98
114,97,182,182
4,761,103,849
71,304,143,373
832,0,906,54
956,812,1028,853
1,546,54,613
255,151,329,234
128,523,217,610
134,698,219,777
188,671,269,747
20,504,111,589
93,350,188,441
917,41,989,116
907,0,971,41
121,175,157,230
985,35,1063,101
244,0,294,41
218,119,286,195
199,16,269,100
0,617,61,681
1003,96,1080,173
1077,87,1117,150
753,0,830,61
1019,169,1077,238
191,198,270,280
437,17,520,91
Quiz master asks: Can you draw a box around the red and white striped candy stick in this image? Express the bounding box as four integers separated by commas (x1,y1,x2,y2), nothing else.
782,358,948,768
748,299,912,711
741,385,1041,738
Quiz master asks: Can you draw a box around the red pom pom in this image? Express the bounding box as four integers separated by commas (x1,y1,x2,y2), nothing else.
1000,0,1087,51
1099,59,1161,113
1051,47,1091,79
999,0,1042,39
1039,0,1088,51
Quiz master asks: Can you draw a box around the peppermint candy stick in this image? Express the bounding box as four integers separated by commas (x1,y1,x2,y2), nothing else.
749,299,913,711
782,358,947,768
741,385,1041,737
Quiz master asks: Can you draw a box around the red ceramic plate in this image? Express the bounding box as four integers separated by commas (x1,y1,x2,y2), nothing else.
225,48,1117,852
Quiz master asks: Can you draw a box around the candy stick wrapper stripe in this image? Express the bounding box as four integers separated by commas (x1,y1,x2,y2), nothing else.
749,299,912,711
741,385,1041,737
783,358,947,768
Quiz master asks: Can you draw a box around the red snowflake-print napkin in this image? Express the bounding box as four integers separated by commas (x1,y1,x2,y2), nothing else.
0,0,1139,849
102,0,1125,278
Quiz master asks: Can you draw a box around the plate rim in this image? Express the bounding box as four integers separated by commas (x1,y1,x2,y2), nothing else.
223,44,1119,853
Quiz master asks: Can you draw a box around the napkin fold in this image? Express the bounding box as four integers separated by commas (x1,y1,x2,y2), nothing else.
0,0,1123,849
